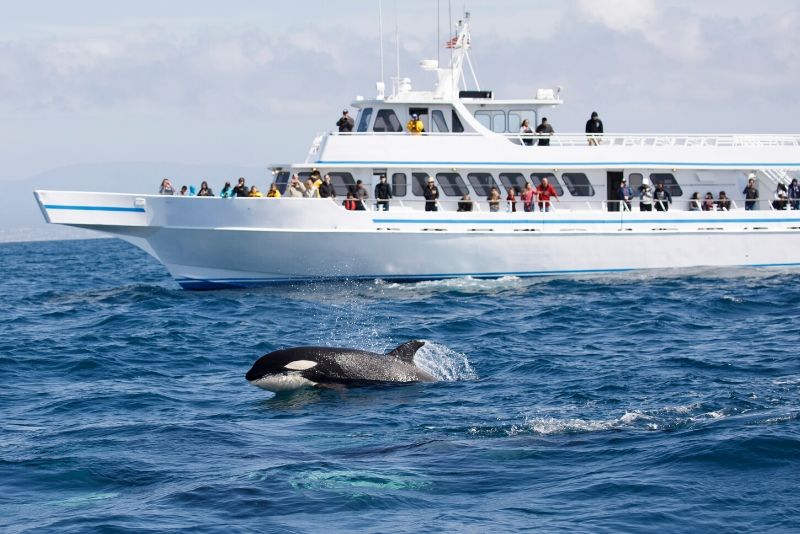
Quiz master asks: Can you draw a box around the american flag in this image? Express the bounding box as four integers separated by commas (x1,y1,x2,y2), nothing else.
444,36,458,48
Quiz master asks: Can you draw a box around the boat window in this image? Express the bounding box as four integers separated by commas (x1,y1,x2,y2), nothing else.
392,173,407,196
357,108,373,132
431,110,449,133
467,173,498,197
650,173,684,197
499,172,529,193
508,110,537,132
562,173,595,197
436,173,468,196
373,109,403,132
328,172,356,196
530,173,565,196
411,172,430,196
298,172,312,183
475,110,506,133
274,171,290,194
628,173,644,192
452,110,464,133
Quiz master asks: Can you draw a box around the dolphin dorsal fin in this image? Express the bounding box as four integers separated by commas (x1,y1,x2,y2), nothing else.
387,340,425,363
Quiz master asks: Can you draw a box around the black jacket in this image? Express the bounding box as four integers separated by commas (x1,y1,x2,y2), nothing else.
585,118,604,134
319,182,335,198
424,186,439,202
233,184,250,197
375,182,392,200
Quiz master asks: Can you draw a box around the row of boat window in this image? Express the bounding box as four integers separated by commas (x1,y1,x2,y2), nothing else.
276,172,684,198
357,108,465,133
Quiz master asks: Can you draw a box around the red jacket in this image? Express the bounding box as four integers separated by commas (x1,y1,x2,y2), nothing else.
537,184,558,202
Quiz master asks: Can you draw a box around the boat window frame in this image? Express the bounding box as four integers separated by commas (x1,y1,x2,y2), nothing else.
530,173,565,196
561,173,595,197
373,109,403,133
498,172,529,193
392,173,407,197
467,172,498,197
431,110,449,133
650,173,684,197
356,108,373,132
508,110,538,133
435,172,468,197
452,110,464,133
274,171,291,194
328,171,356,197
411,172,431,196
474,110,506,133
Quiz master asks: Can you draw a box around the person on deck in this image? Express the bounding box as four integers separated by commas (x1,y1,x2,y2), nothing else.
458,194,473,212
159,178,175,195
374,175,392,211
788,178,800,210
233,177,250,197
520,119,534,146
220,182,233,198
197,181,214,197
319,174,336,199
742,176,759,211
716,191,731,211
336,110,354,133
537,177,559,212
406,114,425,135
487,186,501,212
506,187,517,212
585,111,604,146
266,183,281,198
285,174,307,198
535,117,555,146
521,182,535,212
423,177,439,211
617,178,633,211
653,182,672,211
639,183,653,211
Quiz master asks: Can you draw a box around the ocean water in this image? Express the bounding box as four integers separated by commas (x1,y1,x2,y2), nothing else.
2,238,799,533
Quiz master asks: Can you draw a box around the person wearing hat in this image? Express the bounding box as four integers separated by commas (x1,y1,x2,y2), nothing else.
336,109,354,133
585,111,604,146
638,182,653,211
407,113,425,135
617,178,633,211
423,176,439,211
374,174,392,211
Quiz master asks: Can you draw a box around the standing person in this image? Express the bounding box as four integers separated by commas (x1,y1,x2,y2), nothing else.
374,175,392,211
639,183,653,211
285,174,307,197
266,183,281,198
702,192,715,211
742,176,759,211
219,181,233,198
342,191,357,210
788,178,800,210
178,185,188,196
688,192,701,211
487,186,501,212
159,178,175,195
536,177,559,212
423,177,439,211
520,119,534,146
354,179,369,209
521,182,536,212
653,182,672,211
535,117,555,146
617,178,633,211
336,110,354,132
716,191,731,211
585,111,604,146
773,183,789,210
248,186,263,197
304,178,319,198
406,113,425,135
319,174,336,199
197,180,214,197
233,177,250,197
457,194,473,212
506,186,517,212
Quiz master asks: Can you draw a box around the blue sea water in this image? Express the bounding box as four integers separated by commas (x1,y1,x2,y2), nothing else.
2,238,799,533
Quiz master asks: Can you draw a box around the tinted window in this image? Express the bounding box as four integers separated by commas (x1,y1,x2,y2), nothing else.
392,173,407,196
499,172,529,193
530,173,565,196
508,110,537,132
628,173,644,192
562,173,595,196
373,109,402,132
475,111,506,133
431,110,448,132
275,171,290,194
467,173,497,196
436,173,468,196
411,172,430,196
357,108,373,132
328,172,355,196
452,110,464,133
650,173,683,197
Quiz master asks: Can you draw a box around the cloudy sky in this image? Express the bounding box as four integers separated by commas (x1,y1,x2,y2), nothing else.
2,0,799,181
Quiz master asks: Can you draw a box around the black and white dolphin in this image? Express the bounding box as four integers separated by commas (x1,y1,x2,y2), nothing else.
245,340,435,392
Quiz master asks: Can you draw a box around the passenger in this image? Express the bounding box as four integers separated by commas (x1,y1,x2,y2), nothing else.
266,183,281,198
343,192,358,211
159,178,175,195
179,185,188,196
248,186,263,197
742,176,759,210
233,177,250,197
487,186,501,212
520,119,534,146
354,179,369,205
701,192,715,211
457,194,473,212
689,192,701,211
311,169,323,189
304,178,319,198
773,183,789,210
789,178,800,210
653,182,672,211
716,191,731,211
197,180,214,197
537,177,559,212
585,111,604,146
220,181,233,198
319,174,336,199
423,177,439,211
285,174,307,197
639,183,653,211
336,110,354,133
506,186,517,212
521,182,536,212
406,113,425,135
374,174,392,211
617,178,633,211
188,186,196,196
535,117,554,147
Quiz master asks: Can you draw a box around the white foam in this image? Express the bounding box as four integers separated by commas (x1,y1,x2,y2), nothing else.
413,341,478,381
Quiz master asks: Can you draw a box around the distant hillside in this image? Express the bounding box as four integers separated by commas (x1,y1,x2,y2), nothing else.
2,162,265,242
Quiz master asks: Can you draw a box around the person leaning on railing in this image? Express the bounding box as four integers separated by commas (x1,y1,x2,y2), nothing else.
487,186,501,212
374,175,392,211
639,183,653,211
653,182,672,211
423,177,439,211
789,178,800,210
159,178,175,195
742,177,759,210
266,183,281,198
537,178,559,212
319,174,336,199
716,191,730,211
521,183,535,212
457,194,473,212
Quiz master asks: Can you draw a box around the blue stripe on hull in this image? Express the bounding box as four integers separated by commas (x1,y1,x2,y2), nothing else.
44,204,145,213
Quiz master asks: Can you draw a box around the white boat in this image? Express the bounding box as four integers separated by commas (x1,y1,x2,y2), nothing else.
34,14,800,289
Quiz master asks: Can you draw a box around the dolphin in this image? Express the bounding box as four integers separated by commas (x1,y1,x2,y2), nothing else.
245,340,435,392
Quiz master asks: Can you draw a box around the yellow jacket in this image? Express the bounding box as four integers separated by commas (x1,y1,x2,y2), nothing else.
266,189,281,198
407,119,425,134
